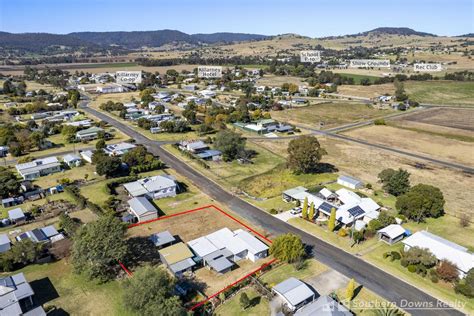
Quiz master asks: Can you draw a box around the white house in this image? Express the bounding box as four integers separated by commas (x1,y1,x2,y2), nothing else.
124,175,177,199
0,234,11,253
295,295,351,316
234,229,269,261
337,175,364,189
272,277,315,311
15,157,61,180
403,231,474,278
62,154,82,167
127,196,158,222
76,127,104,141
0,273,46,315
104,142,136,156
377,224,406,245
80,150,94,163
96,83,124,94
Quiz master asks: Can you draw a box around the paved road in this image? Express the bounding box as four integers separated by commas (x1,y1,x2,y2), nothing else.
81,103,465,316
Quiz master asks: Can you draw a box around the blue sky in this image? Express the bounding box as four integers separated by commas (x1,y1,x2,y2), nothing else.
1,0,472,36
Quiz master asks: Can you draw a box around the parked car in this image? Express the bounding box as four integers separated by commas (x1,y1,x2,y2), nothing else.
290,207,302,215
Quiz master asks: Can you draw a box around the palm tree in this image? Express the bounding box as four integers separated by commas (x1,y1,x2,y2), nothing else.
372,306,405,316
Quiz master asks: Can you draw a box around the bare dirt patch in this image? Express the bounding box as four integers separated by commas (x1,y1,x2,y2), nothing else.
397,107,474,132
344,125,474,166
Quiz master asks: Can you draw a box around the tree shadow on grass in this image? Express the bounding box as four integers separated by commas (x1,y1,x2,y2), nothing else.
249,296,261,308
353,284,364,299
125,236,161,268
48,308,70,316
29,277,59,306
314,163,338,174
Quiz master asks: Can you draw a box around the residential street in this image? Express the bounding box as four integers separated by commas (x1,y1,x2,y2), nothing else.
81,102,465,316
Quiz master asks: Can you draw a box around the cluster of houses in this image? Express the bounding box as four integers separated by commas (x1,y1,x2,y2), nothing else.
122,174,177,223
283,176,381,230
154,227,269,277
272,277,351,315
234,118,294,135
178,140,222,161
255,85,309,97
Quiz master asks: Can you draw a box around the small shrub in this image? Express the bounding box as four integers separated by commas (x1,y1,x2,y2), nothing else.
431,275,439,283
383,252,390,259
374,118,386,125
407,265,416,273
459,214,470,228
269,209,278,215
416,265,427,277
390,251,401,261
338,228,348,237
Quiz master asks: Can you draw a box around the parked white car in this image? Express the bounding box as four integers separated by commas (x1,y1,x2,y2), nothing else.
290,207,302,215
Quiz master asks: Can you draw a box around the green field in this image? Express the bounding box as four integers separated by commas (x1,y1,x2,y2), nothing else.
405,80,474,106
337,73,380,85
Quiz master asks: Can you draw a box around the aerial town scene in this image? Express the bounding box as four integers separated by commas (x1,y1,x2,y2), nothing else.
0,0,472,315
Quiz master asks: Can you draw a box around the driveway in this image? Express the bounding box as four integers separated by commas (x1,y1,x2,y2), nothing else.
274,210,299,222
305,269,349,296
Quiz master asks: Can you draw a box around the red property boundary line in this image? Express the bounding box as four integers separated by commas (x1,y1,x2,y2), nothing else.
119,204,275,311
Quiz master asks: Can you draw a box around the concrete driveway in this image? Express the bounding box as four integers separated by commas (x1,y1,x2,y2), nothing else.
274,210,299,222
305,269,349,296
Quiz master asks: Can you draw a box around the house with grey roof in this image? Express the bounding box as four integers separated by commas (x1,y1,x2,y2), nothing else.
104,142,136,156
75,126,104,141
127,196,158,223
150,231,176,248
337,175,364,190
8,208,26,224
403,231,474,278
15,157,61,180
62,154,82,168
16,225,61,244
80,150,94,163
294,295,351,316
123,175,177,200
273,277,315,311
0,273,45,316
0,234,11,253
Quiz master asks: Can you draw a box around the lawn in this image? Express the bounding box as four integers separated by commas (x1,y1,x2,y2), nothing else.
214,287,270,316
405,80,474,106
258,259,328,287
336,285,405,315
287,217,380,254
271,102,393,130
1,260,131,315
33,163,99,188
163,142,286,191
363,243,474,315
239,165,337,199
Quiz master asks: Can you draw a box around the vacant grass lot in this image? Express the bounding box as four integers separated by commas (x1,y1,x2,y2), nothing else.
1,260,130,315
337,83,395,99
240,165,337,199
405,81,474,106
344,125,474,166
271,102,393,130
215,288,270,316
363,243,474,315
258,259,328,287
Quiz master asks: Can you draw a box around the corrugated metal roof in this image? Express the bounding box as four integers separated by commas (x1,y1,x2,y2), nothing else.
273,277,314,307
127,197,157,217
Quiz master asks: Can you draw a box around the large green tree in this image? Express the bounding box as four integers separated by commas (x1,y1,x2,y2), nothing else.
122,266,186,316
378,168,410,196
0,167,21,199
72,215,128,282
214,130,246,161
287,136,326,174
396,184,445,222
269,233,305,263
95,156,123,177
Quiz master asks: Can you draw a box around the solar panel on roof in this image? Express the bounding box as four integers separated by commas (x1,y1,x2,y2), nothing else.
348,205,365,217
319,202,335,213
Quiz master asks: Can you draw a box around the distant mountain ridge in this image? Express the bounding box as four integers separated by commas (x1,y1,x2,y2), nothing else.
323,27,437,39
0,27,450,53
